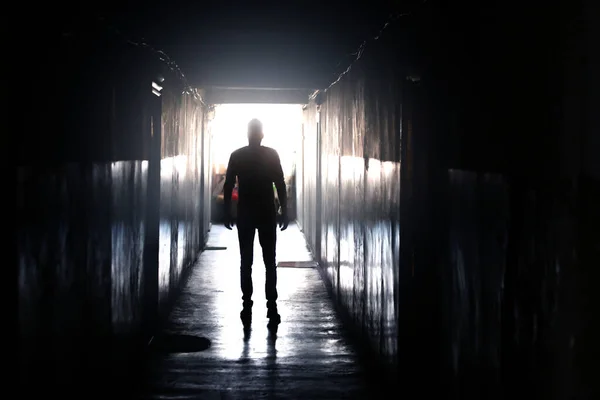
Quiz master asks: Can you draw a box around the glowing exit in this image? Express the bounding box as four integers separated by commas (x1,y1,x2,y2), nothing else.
210,103,303,177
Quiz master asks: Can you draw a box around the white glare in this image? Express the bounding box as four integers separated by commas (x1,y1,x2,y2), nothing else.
210,104,303,177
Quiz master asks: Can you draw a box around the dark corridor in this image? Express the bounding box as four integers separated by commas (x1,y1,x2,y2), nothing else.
15,1,600,399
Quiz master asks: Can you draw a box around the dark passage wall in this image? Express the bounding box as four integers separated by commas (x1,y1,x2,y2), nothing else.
298,1,599,398
158,86,212,318
297,20,407,377
16,24,211,392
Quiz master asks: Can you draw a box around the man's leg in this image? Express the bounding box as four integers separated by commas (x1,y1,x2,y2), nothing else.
257,219,279,320
237,218,256,311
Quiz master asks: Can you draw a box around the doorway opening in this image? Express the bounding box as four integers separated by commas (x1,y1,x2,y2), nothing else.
209,103,304,223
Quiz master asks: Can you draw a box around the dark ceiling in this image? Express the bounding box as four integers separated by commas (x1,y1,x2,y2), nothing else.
36,0,407,88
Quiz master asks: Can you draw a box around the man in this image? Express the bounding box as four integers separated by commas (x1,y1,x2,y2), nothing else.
223,118,289,327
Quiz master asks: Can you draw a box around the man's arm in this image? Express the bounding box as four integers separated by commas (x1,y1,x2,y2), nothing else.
223,153,236,219
273,151,287,217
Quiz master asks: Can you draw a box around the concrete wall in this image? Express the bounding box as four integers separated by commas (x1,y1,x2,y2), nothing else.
158,89,212,318
16,27,211,392
298,1,599,398
297,33,404,378
430,2,599,398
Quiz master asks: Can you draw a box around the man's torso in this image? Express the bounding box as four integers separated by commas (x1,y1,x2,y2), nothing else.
231,146,279,215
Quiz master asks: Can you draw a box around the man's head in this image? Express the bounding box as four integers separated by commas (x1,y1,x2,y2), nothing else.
247,118,264,146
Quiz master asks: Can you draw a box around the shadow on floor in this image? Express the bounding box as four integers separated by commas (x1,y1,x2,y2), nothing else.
151,334,212,353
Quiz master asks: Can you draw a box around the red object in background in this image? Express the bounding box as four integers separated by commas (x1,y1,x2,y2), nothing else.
232,187,239,201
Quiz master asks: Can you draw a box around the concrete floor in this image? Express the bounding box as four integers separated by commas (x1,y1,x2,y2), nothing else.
139,223,377,399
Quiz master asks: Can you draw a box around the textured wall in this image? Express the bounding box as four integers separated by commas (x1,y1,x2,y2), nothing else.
298,104,319,254
158,90,210,317
297,2,600,398
427,2,600,399
16,28,211,391
443,171,509,399
297,45,402,375
17,164,114,385
110,161,149,335
441,172,596,400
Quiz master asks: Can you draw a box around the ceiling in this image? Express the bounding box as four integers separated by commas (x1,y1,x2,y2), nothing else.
32,0,406,88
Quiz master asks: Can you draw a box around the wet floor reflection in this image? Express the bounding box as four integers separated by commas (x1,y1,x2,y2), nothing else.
266,327,278,399
144,223,370,398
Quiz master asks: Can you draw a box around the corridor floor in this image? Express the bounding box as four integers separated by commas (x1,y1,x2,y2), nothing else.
139,223,375,399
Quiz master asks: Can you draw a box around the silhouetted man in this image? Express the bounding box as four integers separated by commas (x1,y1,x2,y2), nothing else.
223,119,289,327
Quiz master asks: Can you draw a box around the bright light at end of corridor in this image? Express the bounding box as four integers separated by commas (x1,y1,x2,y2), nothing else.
210,104,303,176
